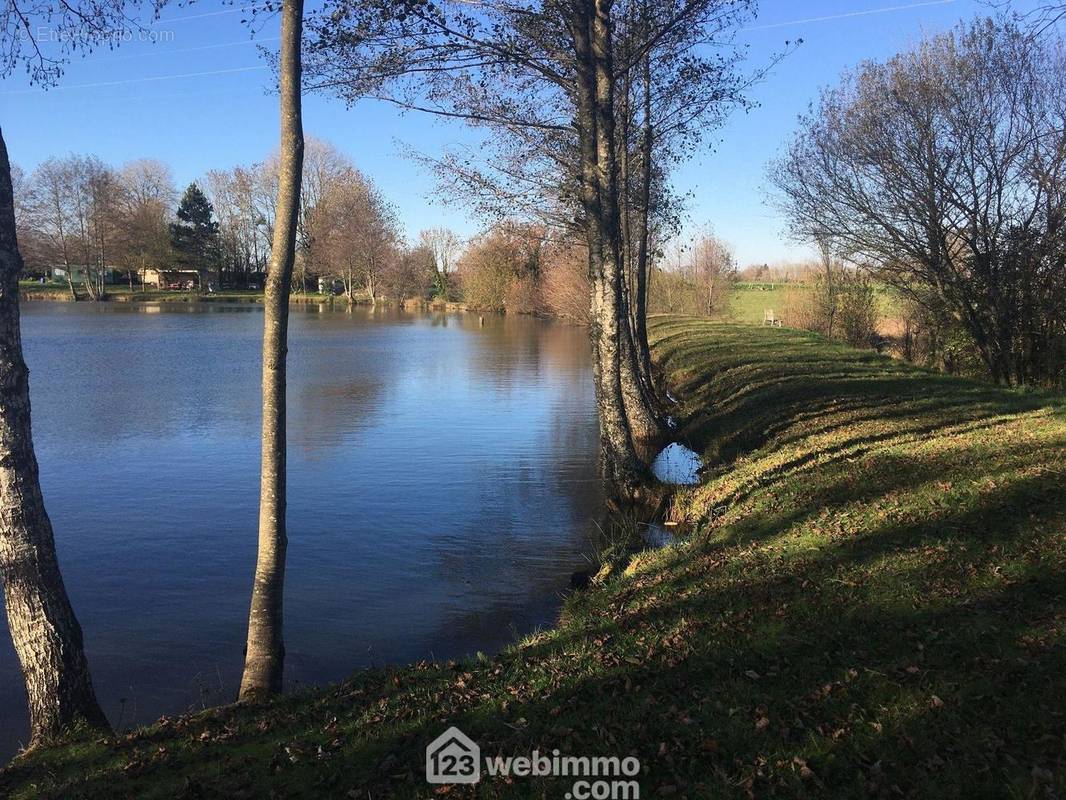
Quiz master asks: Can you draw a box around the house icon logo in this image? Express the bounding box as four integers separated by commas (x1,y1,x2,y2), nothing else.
426,726,480,784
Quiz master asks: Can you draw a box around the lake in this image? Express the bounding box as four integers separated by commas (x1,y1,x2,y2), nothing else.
0,302,604,756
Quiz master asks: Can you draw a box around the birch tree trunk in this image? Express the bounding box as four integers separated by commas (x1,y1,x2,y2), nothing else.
618,283,662,442
0,127,108,745
615,43,661,444
632,51,655,391
240,0,304,701
573,0,649,495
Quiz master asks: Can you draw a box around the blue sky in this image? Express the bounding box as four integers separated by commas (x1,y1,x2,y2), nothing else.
0,0,1046,265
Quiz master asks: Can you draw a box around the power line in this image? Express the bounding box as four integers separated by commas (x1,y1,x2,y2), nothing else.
156,5,257,23
743,0,957,32
0,64,267,95
97,36,280,62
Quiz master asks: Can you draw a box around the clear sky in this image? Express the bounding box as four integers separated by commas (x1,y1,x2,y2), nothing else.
0,0,1047,266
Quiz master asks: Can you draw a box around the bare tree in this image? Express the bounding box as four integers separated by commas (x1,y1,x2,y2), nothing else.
116,159,176,290
305,0,757,494
22,155,120,300
691,230,735,316
23,158,79,300
308,168,399,303
770,18,1066,387
82,157,121,299
383,242,436,303
208,164,271,285
294,137,354,292
419,227,461,301
648,228,734,315
613,0,765,396
240,0,306,701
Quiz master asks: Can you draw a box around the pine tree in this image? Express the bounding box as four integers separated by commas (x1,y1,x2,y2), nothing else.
170,183,221,274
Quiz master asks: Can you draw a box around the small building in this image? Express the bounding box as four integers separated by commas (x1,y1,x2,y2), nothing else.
142,267,219,290
51,266,121,285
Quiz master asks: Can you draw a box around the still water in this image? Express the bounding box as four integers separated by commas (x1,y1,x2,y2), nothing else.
0,302,604,755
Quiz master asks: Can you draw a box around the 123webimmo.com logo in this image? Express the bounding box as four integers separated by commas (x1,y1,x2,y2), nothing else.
426,726,641,798
426,726,481,784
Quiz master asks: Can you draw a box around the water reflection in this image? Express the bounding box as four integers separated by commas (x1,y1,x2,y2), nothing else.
0,303,603,756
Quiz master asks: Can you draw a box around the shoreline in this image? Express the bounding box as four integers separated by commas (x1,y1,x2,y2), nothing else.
4,316,1062,797
19,288,469,312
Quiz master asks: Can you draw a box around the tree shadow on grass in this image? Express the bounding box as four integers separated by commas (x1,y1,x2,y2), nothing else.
9,428,1061,799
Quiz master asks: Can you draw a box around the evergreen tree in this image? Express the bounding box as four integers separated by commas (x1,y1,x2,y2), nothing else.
170,183,221,273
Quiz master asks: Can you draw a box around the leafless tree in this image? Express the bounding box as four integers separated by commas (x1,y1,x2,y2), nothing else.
305,0,758,494
116,159,176,290
208,164,271,284
648,228,734,315
294,136,356,292
22,155,121,300
23,158,79,299
419,227,461,301
690,230,735,316
384,242,437,303
770,18,1066,387
308,168,399,303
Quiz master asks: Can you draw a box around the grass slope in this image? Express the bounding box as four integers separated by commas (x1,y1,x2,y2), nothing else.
3,317,1064,799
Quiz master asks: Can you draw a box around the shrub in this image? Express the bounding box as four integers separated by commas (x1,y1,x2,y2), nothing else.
540,241,590,324
784,267,880,348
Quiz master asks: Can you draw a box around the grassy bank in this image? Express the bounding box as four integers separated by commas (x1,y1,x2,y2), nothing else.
3,317,1063,798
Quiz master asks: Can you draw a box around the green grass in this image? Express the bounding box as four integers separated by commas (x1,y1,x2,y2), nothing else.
728,284,793,324
3,317,1063,798
726,283,903,326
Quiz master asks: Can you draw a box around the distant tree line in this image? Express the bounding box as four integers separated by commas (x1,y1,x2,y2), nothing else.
13,140,756,328
14,138,455,303
16,156,175,297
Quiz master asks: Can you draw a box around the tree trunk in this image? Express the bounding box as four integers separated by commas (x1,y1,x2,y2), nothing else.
0,127,108,745
618,279,663,442
82,271,98,302
239,0,304,702
632,50,654,391
574,0,649,495
614,44,661,442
